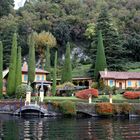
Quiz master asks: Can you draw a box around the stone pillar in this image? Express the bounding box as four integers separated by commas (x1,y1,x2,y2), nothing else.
109,93,112,103
89,94,92,104
40,82,44,102
25,91,31,105
40,89,44,102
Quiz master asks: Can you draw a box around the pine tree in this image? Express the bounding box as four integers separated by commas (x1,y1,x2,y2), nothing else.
15,47,22,90
28,33,35,84
61,42,72,83
7,33,17,96
94,31,107,81
0,41,3,96
91,8,124,71
52,51,57,96
45,47,51,81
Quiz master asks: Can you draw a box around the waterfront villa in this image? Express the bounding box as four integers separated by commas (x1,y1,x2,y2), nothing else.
2,61,52,95
2,61,92,95
99,71,140,89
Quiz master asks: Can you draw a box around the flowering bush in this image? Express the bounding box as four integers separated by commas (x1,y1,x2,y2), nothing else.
75,88,98,99
95,103,113,115
96,103,132,116
123,91,140,99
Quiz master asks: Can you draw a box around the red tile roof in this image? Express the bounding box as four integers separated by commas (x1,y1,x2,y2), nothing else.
22,67,49,74
99,71,140,80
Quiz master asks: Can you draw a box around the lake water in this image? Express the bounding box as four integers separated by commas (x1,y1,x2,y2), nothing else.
0,115,140,140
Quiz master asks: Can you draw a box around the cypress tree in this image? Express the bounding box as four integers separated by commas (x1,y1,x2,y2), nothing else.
7,33,17,96
52,51,57,96
15,47,22,90
94,31,107,81
45,47,51,81
0,41,3,96
28,33,35,84
61,42,72,83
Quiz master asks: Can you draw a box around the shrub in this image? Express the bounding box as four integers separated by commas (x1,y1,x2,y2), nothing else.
95,103,113,115
123,91,140,99
125,87,134,91
113,103,132,115
99,95,109,102
119,103,132,114
91,82,98,89
59,101,76,116
15,84,33,99
75,88,98,99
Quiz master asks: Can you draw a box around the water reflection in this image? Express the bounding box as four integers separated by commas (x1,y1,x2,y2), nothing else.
0,115,140,140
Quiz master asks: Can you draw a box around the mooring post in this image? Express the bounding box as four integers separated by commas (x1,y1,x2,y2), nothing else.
20,96,22,117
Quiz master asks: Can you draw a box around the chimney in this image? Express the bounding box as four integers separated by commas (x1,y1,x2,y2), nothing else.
23,58,28,69
104,68,107,76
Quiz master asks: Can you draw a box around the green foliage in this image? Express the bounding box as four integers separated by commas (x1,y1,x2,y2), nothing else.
28,33,35,83
0,0,14,17
45,47,51,81
61,42,72,83
59,100,76,116
52,51,57,96
94,31,107,81
16,84,33,99
15,47,22,90
0,15,18,69
0,41,3,97
91,82,98,89
7,33,17,96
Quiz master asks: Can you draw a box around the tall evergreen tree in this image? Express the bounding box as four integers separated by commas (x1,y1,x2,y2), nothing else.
45,47,51,81
0,41,3,96
52,51,57,96
7,33,17,96
91,8,125,71
15,47,22,90
94,31,107,81
28,33,35,84
61,42,72,83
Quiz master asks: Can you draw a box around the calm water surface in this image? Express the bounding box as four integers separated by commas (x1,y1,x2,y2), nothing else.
0,115,140,140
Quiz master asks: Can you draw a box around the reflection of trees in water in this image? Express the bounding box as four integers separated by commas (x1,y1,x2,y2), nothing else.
1,117,140,139
2,120,20,140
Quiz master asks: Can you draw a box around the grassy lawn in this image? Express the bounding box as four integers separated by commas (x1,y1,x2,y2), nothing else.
44,96,88,103
128,68,140,72
43,94,140,104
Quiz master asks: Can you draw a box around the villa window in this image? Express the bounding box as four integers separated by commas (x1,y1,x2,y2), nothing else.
128,81,132,87
36,75,40,81
24,75,28,81
109,80,114,87
138,81,140,87
42,75,44,80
